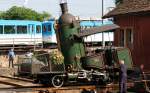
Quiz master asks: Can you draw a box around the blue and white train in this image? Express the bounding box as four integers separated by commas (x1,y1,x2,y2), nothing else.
0,19,113,47
0,20,42,46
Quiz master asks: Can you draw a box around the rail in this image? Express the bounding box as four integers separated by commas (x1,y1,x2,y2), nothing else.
0,74,149,93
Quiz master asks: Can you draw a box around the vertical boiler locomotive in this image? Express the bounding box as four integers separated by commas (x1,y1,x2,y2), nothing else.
34,2,133,88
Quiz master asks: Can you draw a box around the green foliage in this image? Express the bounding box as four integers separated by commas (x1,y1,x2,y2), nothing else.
0,11,5,19
49,50,64,65
0,6,51,21
115,0,123,5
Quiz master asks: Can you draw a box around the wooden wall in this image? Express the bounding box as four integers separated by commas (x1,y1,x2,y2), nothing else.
113,15,150,70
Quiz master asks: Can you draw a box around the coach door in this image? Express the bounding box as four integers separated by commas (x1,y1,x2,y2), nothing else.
28,24,35,45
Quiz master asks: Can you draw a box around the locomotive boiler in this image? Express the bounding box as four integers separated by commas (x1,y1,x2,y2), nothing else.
58,2,85,71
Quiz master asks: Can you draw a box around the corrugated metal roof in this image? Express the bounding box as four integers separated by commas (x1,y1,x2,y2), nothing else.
77,24,120,37
103,0,150,18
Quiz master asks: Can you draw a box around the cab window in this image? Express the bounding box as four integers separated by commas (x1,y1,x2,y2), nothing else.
42,25,46,32
47,24,51,32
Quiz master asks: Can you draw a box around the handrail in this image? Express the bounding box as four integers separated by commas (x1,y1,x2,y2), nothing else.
0,38,42,44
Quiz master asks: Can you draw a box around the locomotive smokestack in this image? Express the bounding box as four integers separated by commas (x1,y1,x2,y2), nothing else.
60,3,68,14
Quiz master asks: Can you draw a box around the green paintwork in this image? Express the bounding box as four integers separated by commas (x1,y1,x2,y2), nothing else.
59,22,85,71
117,48,133,69
81,54,104,70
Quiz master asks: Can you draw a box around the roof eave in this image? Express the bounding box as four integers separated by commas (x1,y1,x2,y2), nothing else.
103,10,150,19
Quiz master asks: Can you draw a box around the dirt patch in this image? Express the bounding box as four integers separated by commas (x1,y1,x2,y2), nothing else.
0,55,19,68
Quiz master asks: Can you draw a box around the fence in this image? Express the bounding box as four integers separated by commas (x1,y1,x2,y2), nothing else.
0,38,43,51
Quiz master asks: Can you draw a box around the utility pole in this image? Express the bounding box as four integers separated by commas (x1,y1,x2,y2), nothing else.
102,0,104,24
102,0,105,47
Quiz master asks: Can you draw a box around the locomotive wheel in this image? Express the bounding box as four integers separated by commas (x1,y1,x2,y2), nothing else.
52,75,64,88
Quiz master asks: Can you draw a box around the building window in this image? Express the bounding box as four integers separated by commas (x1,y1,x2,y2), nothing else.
36,25,41,33
4,25,16,34
0,25,3,34
126,28,133,47
17,26,27,34
119,28,133,48
120,29,125,46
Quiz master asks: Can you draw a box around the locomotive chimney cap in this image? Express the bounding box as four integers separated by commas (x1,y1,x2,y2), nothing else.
59,0,76,24
60,2,68,14
60,0,67,3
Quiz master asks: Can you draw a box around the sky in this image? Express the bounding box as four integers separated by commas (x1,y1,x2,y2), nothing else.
0,0,115,19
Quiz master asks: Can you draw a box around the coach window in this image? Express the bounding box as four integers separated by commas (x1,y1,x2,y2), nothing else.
47,24,51,31
4,25,15,34
36,25,41,33
17,26,27,34
0,25,3,34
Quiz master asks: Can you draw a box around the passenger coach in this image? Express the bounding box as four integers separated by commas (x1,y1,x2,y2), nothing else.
0,20,42,46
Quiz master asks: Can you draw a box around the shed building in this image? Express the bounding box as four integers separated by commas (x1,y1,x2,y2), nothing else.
103,0,150,70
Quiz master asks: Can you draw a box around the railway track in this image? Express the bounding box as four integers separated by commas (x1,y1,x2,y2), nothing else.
0,75,148,93
0,75,41,88
0,75,114,93
0,75,97,93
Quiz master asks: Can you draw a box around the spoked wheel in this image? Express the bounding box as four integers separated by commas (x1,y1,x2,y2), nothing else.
52,75,64,88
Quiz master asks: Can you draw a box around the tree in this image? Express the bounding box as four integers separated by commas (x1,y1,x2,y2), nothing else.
0,11,5,19
115,0,123,5
41,11,51,21
0,6,51,21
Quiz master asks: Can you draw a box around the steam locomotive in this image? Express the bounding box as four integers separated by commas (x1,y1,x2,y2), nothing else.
18,2,133,88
